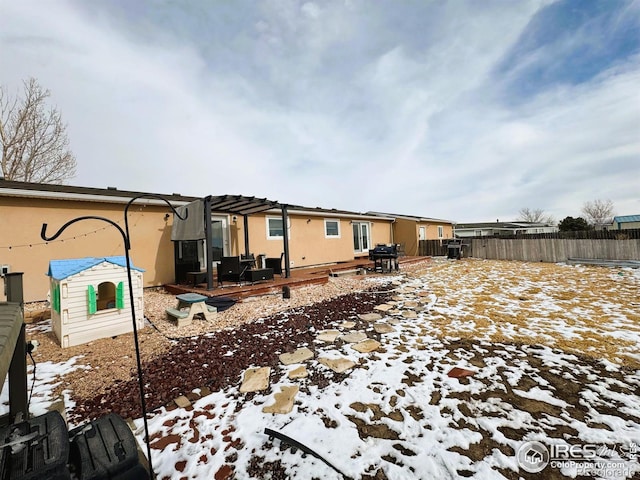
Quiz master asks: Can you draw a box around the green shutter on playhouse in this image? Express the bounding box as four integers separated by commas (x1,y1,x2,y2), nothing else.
52,284,60,313
116,282,125,309
87,285,97,315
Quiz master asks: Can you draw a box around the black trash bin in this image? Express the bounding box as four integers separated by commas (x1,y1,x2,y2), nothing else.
69,413,149,480
0,410,71,480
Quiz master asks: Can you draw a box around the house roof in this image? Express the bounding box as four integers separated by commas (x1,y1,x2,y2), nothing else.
614,215,640,223
366,211,455,224
0,179,198,205
47,256,145,281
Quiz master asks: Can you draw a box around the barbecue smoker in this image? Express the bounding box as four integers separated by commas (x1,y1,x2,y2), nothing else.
369,244,400,273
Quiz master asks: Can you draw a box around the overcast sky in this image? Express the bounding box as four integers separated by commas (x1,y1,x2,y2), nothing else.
1,0,638,222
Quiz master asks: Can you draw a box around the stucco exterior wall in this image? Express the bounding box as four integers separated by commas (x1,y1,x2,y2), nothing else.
615,221,640,230
1,197,175,302
232,213,393,267
392,220,455,255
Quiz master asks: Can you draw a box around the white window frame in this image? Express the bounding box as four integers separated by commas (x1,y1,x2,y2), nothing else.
266,216,290,240
352,221,371,253
419,226,426,240
438,226,444,238
266,216,284,239
324,219,341,238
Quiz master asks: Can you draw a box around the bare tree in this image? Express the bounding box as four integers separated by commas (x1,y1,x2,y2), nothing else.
0,78,76,183
517,207,555,224
582,199,615,225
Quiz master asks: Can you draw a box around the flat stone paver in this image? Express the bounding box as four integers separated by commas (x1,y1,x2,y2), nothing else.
316,330,341,342
174,395,192,408
279,347,314,365
288,365,308,379
402,310,418,319
352,339,381,353
374,323,395,334
374,304,394,312
340,331,368,343
340,321,356,329
319,357,356,373
262,386,299,414
240,367,271,393
403,301,419,308
358,313,383,322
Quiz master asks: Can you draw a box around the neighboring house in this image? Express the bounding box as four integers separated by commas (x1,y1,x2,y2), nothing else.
454,221,558,237
47,256,145,348
1,180,395,302
612,215,640,230
366,212,455,256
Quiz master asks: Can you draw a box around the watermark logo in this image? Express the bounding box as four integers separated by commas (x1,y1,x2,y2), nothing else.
517,441,549,473
517,441,639,476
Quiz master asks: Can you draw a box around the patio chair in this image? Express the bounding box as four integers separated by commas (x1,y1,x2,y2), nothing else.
265,252,285,277
217,256,248,286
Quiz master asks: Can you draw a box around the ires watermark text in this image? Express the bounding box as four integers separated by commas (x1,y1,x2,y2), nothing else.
517,440,639,477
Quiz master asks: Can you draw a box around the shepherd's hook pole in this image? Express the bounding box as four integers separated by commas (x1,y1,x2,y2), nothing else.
41,202,187,480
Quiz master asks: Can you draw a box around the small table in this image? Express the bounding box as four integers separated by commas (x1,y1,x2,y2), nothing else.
245,268,274,284
167,293,216,326
185,271,207,287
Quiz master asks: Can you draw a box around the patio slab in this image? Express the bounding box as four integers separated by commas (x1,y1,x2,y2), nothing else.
240,367,271,393
279,347,314,365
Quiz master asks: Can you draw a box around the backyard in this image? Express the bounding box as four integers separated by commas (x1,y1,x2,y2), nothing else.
17,258,640,479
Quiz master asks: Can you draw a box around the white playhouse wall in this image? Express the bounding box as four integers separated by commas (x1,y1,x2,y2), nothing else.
50,262,144,348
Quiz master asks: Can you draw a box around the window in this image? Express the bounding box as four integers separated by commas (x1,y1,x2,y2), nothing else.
325,219,340,238
267,216,290,239
87,281,124,314
438,226,444,238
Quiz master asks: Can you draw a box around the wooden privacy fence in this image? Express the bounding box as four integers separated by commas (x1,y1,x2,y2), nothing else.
419,238,640,262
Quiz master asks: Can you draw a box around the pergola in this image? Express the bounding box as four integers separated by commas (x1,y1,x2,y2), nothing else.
202,195,291,290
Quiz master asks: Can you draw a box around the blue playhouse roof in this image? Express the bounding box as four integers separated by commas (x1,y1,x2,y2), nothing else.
614,215,640,223
47,256,145,281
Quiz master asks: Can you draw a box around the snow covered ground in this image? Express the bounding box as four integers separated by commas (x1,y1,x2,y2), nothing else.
8,259,640,479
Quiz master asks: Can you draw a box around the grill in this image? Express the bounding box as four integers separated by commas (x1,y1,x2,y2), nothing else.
369,244,400,273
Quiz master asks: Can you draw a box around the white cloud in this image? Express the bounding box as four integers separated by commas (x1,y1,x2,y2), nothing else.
1,0,637,221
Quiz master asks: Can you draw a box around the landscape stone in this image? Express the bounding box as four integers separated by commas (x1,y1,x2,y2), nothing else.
352,339,381,353
358,313,383,322
319,357,356,373
174,395,192,408
373,323,395,334
389,309,402,315
339,331,368,343
288,365,308,379
403,301,419,308
402,310,418,319
240,367,271,393
447,367,476,378
316,330,341,342
279,347,314,365
262,386,299,414
374,304,393,312
387,318,401,325
340,321,356,329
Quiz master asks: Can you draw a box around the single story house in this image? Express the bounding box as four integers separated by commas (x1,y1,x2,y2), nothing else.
612,215,640,230
366,212,455,256
1,180,422,302
454,221,558,237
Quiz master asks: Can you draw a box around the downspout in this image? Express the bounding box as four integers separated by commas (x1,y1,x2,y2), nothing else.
243,214,250,256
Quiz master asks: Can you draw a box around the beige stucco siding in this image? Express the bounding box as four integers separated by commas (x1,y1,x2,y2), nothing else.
615,221,640,230
1,197,175,302
232,214,392,266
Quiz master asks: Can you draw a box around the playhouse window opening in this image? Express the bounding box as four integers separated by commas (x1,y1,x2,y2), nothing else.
97,282,116,310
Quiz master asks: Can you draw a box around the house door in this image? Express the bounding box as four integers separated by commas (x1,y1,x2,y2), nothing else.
419,227,426,240
352,222,370,253
209,216,230,265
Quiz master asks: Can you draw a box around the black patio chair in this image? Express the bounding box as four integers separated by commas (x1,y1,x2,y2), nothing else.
265,252,285,277
217,256,248,286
